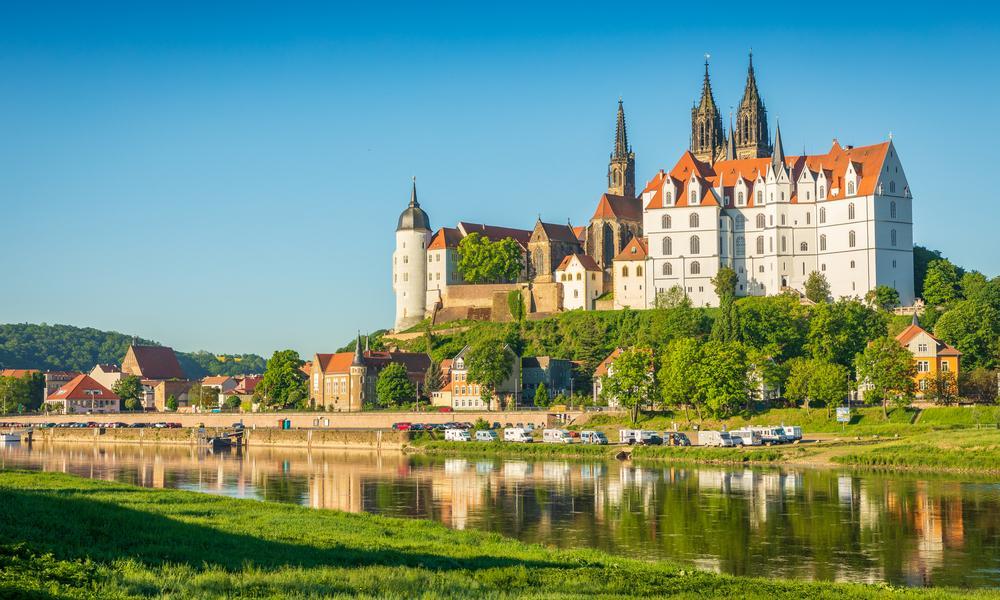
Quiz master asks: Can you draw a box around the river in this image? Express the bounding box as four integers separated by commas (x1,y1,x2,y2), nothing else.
2,441,998,588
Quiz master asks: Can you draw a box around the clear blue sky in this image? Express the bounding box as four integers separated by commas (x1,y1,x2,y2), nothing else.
2,1,997,358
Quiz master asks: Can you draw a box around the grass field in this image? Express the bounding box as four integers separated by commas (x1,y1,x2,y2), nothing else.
831,428,1000,473
2,470,998,599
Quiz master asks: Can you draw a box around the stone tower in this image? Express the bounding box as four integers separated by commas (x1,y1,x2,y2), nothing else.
393,178,431,331
348,334,367,411
734,51,771,159
607,98,635,198
691,58,726,163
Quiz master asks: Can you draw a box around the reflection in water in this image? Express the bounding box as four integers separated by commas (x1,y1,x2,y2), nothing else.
2,441,998,588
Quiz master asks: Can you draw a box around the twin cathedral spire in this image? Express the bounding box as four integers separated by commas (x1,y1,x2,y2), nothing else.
691,52,771,163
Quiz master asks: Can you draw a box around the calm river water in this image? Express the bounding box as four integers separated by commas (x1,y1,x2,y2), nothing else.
3,441,999,588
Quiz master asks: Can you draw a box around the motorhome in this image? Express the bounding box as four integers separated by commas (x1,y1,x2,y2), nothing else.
698,430,735,447
751,426,790,445
542,429,573,444
579,431,608,445
781,426,803,441
504,427,533,443
729,429,762,446
444,428,471,442
475,429,499,442
619,429,662,446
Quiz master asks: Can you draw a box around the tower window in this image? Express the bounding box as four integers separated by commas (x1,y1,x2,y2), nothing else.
756,214,766,229
849,230,856,248
690,235,700,254
737,192,744,205
690,261,701,275
800,242,808,252
820,234,827,251
636,266,643,276
819,207,826,224
848,203,856,220
890,201,897,219
662,214,671,229
663,263,672,276
756,236,764,254
690,214,699,228
891,229,897,247
622,266,629,277
665,191,672,204
690,190,698,204
819,185,826,199
847,181,856,195
757,190,763,203
663,237,672,255
806,212,811,225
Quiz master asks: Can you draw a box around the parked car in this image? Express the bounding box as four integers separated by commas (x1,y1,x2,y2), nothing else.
392,422,412,432
503,427,533,443
475,430,499,442
542,429,573,444
579,430,608,445
663,432,691,447
437,406,453,412
729,429,762,446
444,428,471,442
699,430,735,447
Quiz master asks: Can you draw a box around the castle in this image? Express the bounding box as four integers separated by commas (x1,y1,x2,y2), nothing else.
393,54,914,330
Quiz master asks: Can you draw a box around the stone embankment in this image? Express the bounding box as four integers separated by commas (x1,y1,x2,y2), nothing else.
32,427,413,451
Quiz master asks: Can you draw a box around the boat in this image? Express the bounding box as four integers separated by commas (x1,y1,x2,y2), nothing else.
1,433,21,443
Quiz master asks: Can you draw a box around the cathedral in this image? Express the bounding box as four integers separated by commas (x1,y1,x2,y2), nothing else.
392,54,915,330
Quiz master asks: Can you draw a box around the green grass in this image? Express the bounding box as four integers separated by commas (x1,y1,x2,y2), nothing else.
831,428,1000,473
2,470,997,599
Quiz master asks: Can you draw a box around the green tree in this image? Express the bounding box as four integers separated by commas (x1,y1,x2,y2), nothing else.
424,361,443,394
165,395,178,411
257,350,307,409
710,267,740,342
922,259,961,306
928,371,958,406
694,341,751,419
934,299,1000,369
856,336,916,418
466,337,514,406
649,292,709,350
737,295,809,361
865,285,901,311
913,245,944,298
188,385,218,410
808,299,887,368
456,233,523,284
0,376,31,414
124,397,141,411
959,367,999,404
533,382,548,407
785,358,848,417
507,289,525,322
376,363,416,407
804,271,831,303
112,375,143,408
599,348,654,424
960,271,989,301
658,338,703,421
224,395,242,410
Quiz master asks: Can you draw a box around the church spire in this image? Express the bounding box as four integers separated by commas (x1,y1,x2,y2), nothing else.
727,118,736,160
771,121,786,174
607,98,635,198
691,55,725,163
352,333,364,366
735,50,771,159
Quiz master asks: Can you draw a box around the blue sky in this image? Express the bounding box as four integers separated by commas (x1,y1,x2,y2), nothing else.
1,1,997,358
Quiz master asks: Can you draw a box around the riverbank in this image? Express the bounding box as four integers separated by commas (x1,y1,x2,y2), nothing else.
1,470,996,599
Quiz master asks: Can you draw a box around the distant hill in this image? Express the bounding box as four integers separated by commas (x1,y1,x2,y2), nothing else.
0,323,266,379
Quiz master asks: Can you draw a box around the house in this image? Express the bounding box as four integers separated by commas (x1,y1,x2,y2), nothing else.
201,376,238,407
43,371,80,401
220,375,261,408
521,356,574,403
309,338,430,411
895,315,961,397
613,237,649,309
0,369,39,379
447,344,521,410
592,348,624,408
45,374,120,414
430,381,454,408
555,254,604,311
89,364,123,391
121,344,191,410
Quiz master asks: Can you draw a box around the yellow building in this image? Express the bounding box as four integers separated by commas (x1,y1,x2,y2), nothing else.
894,315,961,397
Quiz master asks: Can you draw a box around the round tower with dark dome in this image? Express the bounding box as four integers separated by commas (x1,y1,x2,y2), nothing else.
393,177,431,331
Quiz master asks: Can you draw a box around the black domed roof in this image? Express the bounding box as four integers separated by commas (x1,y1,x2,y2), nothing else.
396,179,431,232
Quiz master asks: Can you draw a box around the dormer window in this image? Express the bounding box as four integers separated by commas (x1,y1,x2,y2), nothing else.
665,191,672,204
757,191,763,204
737,191,744,205
819,186,826,199
690,190,697,204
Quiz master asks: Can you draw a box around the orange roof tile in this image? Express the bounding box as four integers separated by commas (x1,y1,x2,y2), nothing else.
0,369,39,379
613,237,648,261
428,227,463,250
555,253,601,272
47,374,119,402
594,348,624,378
591,193,642,221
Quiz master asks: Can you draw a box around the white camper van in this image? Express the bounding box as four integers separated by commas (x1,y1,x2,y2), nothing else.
781,426,803,441
698,430,735,447
542,429,573,444
445,428,471,442
729,429,762,446
504,427,533,443
579,431,608,445
619,429,662,446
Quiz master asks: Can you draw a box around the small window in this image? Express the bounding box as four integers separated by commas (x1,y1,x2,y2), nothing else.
665,191,672,204
663,263,672,276
756,236,764,254
819,185,826,199
737,191,744,205
663,237,672,255
890,201,897,219
756,214,766,229
636,266,643,276
690,213,699,228
757,190,763,203
622,266,629,277
848,203,856,220
850,260,856,268
847,181,856,195
849,230,856,248
690,261,700,275
690,235,700,254
806,212,811,225
891,229,897,247
662,214,671,229
800,242,808,252
820,234,827,251
690,190,697,203
781,214,786,225
819,207,826,224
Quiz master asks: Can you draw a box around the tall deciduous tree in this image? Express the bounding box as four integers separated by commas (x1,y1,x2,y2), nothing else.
710,267,740,342
804,271,831,304
808,299,887,368
456,233,523,284
785,358,848,417
855,336,916,418
258,349,307,409
600,348,654,424
658,338,703,421
737,295,809,361
922,259,961,306
466,337,514,405
112,375,143,408
934,297,1000,370
865,285,900,311
694,341,751,419
376,363,416,407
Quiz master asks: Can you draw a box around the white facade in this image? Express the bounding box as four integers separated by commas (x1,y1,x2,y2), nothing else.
393,181,432,331
612,238,650,309
637,138,914,307
556,254,604,311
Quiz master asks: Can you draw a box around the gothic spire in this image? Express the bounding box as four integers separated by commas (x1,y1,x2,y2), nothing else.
735,50,770,159
613,97,629,159
911,311,920,327
691,55,725,163
771,121,785,174
743,49,760,103
699,57,716,110
352,333,364,366
727,119,736,160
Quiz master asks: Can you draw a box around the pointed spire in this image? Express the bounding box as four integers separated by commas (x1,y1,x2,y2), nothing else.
352,333,364,366
409,176,419,208
771,121,785,174
613,97,629,159
727,118,736,160
699,55,715,109
911,312,920,327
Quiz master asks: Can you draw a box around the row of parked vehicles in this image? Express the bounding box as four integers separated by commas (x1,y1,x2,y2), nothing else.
443,427,611,445
618,430,692,446
15,421,183,429
699,425,803,447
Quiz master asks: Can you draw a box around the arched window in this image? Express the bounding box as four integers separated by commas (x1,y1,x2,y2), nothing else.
820,234,827,251
662,237,672,255
890,201,897,219
891,229,897,247
661,214,671,229
735,236,745,257
690,261,701,275
690,213,699,228
756,236,764,254
756,214,766,229
663,263,672,276
665,191,672,204
850,260,856,268
800,242,808,252
757,190,763,204
848,203,856,220
690,190,697,203
819,207,826,224
848,230,856,248
622,265,629,277
847,181,855,195
819,185,826,199
690,235,700,254
737,191,744,204
636,266,643,276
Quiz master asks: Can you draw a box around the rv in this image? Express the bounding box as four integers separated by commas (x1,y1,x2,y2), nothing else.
579,431,608,445
781,426,803,441
504,427,533,443
542,429,573,444
751,426,790,445
698,430,735,447
619,429,663,446
729,429,762,446
475,429,499,442
444,428,471,442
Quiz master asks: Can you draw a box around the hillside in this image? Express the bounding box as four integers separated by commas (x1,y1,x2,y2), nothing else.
0,323,266,379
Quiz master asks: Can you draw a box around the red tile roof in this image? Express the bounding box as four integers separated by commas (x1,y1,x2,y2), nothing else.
126,345,186,380
572,226,586,242
594,348,624,378
457,222,532,246
47,374,119,402
613,237,648,262
591,193,642,221
895,324,962,356
92,364,121,374
202,375,233,386
555,253,602,272
0,369,40,379
428,227,463,250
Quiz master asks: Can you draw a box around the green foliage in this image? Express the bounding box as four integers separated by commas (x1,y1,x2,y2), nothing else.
188,385,219,410
736,295,809,361
913,245,944,298
710,267,740,342
506,290,525,322
934,293,1000,370
424,361,443,394
865,285,901,311
784,358,848,415
693,341,751,419
257,350,307,409
0,372,44,413
856,336,916,417
808,299,887,369
335,330,389,353
456,233,523,284
959,367,999,404
165,395,178,411
465,337,514,403
112,375,143,406
533,381,548,407
224,395,241,410
804,271,831,303
922,259,961,306
376,363,416,407
599,348,654,424
123,398,141,411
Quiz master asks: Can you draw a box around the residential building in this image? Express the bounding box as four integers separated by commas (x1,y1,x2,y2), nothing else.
202,376,238,407
521,357,573,403
0,369,39,379
89,364,123,391
895,315,961,397
43,371,79,401
447,344,521,410
45,374,120,414
555,254,604,311
430,381,453,408
310,338,430,411
613,237,649,309
592,348,624,408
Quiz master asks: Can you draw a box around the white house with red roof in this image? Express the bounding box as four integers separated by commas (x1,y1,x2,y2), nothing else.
613,237,649,309
555,253,604,311
46,374,120,414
